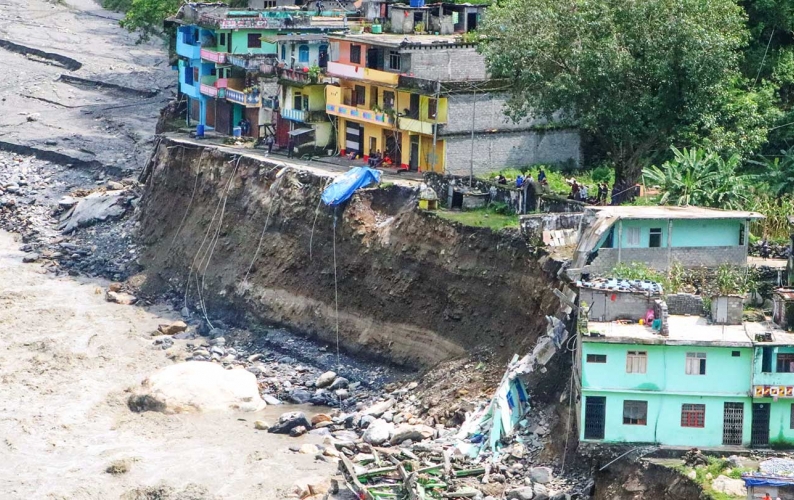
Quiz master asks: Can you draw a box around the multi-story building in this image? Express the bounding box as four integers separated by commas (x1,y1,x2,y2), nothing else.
324,30,581,173
172,4,349,138
577,279,794,449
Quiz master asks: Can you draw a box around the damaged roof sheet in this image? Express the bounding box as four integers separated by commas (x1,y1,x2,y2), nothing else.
587,205,765,220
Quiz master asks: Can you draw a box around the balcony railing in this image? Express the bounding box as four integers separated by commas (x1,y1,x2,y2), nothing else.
200,48,226,64
262,97,279,110
326,61,399,85
228,53,278,72
326,103,395,126
280,108,328,123
200,83,218,98
398,116,435,135
225,88,261,107
279,68,315,85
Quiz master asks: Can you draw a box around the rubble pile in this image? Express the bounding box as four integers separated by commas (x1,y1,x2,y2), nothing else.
0,152,143,281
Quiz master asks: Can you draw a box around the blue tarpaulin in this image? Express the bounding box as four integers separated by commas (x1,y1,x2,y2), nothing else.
321,167,381,206
744,476,794,487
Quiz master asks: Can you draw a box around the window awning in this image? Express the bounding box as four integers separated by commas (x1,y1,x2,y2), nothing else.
288,128,313,136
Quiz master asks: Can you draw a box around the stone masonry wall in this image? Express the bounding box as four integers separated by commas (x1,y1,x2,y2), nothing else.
666,293,704,316
585,246,748,275
520,213,583,242
404,47,487,81
443,130,581,176
443,93,545,134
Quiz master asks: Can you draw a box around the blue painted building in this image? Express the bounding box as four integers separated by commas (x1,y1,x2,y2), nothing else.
176,25,217,128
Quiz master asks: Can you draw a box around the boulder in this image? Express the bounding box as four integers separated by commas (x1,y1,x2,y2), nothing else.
390,424,435,445
22,253,39,263
157,321,188,335
254,420,270,431
328,377,349,391
290,426,307,437
127,362,266,413
530,467,553,484
263,395,282,406
269,411,312,434
362,419,394,445
362,399,395,418
506,487,534,500
315,371,337,388
533,484,549,500
58,190,127,234
286,389,312,404
311,414,332,426
711,475,746,497
106,291,137,305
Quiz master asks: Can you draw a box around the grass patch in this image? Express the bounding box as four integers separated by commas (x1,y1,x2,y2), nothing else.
481,164,615,198
435,206,519,230
674,457,754,500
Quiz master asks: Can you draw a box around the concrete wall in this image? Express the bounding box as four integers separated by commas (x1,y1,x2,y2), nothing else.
586,245,748,275
711,295,743,325
403,47,487,81
520,213,582,241
752,346,794,387
443,130,581,176
614,218,744,249
581,342,754,446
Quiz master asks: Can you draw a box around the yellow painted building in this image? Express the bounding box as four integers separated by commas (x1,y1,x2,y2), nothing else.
324,65,447,172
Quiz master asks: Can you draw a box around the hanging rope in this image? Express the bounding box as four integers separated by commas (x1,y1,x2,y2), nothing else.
333,205,341,370
309,178,333,260
244,167,288,284
168,149,204,255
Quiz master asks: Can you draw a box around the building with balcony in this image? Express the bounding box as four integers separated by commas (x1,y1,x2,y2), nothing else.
325,32,581,173
576,278,794,450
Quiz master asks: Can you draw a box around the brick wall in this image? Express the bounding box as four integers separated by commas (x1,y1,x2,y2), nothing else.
404,47,487,81
666,293,704,316
443,130,581,176
585,245,747,275
580,288,657,322
443,93,562,134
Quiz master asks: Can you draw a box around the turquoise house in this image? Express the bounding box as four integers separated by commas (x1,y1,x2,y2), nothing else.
574,206,764,275
577,278,794,449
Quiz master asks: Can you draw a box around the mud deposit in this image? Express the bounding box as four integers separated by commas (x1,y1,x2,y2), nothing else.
0,230,336,499
138,140,568,369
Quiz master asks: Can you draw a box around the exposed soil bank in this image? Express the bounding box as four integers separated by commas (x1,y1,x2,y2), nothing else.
594,458,707,499
137,138,569,370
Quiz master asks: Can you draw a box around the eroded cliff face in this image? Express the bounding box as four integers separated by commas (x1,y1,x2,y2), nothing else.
137,139,568,369
594,459,707,500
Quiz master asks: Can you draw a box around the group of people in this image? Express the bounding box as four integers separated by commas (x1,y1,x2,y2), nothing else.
568,178,611,205
236,118,252,137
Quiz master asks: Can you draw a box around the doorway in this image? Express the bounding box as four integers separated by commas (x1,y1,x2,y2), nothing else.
319,44,328,69
409,135,419,171
466,12,478,32
369,136,377,157
384,131,401,167
751,403,770,447
722,402,744,446
584,396,606,440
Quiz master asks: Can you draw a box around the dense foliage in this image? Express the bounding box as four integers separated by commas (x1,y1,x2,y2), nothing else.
478,0,765,181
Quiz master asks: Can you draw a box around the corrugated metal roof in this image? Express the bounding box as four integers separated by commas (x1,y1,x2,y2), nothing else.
587,205,765,220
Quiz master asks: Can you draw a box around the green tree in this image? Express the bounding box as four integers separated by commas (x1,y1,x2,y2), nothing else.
116,0,180,42
478,0,755,182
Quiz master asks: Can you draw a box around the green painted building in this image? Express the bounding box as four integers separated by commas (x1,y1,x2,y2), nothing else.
577,280,794,449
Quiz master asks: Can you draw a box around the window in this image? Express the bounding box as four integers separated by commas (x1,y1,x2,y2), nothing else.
586,354,607,363
210,68,217,76
623,400,647,425
732,350,741,357
298,44,309,63
350,44,362,64
686,352,707,375
383,91,395,110
389,50,401,70
626,351,647,374
247,33,261,49
428,98,437,120
193,67,199,82
370,86,379,109
681,404,705,428
293,92,303,110
281,44,286,61
626,227,640,246
219,33,226,46
649,227,662,248
763,347,774,373
355,85,366,106
778,353,794,373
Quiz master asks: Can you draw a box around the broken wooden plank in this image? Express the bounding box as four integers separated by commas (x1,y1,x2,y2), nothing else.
453,467,486,478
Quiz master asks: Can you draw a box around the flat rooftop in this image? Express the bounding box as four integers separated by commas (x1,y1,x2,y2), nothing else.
330,33,468,48
587,205,764,220
585,315,794,347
